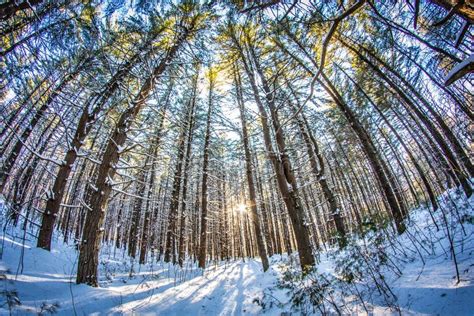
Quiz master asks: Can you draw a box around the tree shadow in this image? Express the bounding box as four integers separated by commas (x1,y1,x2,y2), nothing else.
372,284,474,315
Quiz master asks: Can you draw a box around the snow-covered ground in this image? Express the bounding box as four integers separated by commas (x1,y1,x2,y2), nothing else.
0,188,473,315
0,238,277,315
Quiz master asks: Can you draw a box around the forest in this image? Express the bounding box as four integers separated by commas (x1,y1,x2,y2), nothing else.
0,0,473,315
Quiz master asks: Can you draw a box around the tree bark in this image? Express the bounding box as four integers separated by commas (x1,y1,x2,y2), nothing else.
288,95,347,247
230,31,315,271
177,72,199,267
37,35,162,251
165,74,198,264
234,65,270,271
0,67,82,194
198,69,214,270
138,93,169,264
276,35,407,233
76,21,194,286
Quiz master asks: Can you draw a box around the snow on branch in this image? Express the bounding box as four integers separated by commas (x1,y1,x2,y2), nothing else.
444,54,474,86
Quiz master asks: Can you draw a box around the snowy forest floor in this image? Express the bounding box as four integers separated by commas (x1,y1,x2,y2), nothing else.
0,188,473,315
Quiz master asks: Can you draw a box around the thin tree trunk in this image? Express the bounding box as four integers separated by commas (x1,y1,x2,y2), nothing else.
198,69,214,269
289,96,347,247
138,96,169,264
340,38,472,196
177,72,198,267
0,67,82,193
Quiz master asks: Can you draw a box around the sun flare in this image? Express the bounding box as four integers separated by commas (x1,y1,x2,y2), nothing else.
237,203,247,213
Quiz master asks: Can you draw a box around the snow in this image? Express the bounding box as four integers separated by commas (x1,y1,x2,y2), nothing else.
286,180,294,193
0,238,277,315
371,194,474,315
312,189,474,315
117,145,126,154
89,184,98,192
45,188,55,201
0,188,473,315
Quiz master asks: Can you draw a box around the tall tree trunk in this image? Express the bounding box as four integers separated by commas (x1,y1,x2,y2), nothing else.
198,69,214,270
10,120,56,225
354,39,473,178
276,36,407,233
289,95,347,247
240,34,315,271
253,148,274,256
177,72,199,267
165,73,198,264
37,36,159,250
321,73,407,233
0,76,48,145
0,67,82,193
76,22,194,286
338,66,439,210
138,95,169,264
127,155,150,259
340,38,472,196
234,65,270,271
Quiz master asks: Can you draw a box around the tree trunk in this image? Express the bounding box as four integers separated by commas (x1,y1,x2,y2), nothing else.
138,95,169,264
177,72,199,267
0,67,82,194
276,36,407,233
232,42,314,271
37,37,159,250
76,23,193,286
289,96,347,247
165,73,198,264
321,73,407,234
198,70,214,269
234,65,270,271
340,38,472,196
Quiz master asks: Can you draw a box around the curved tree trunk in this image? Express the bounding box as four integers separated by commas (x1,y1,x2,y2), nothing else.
351,40,474,180
321,73,407,233
337,65,439,210
340,38,472,197
276,34,408,233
